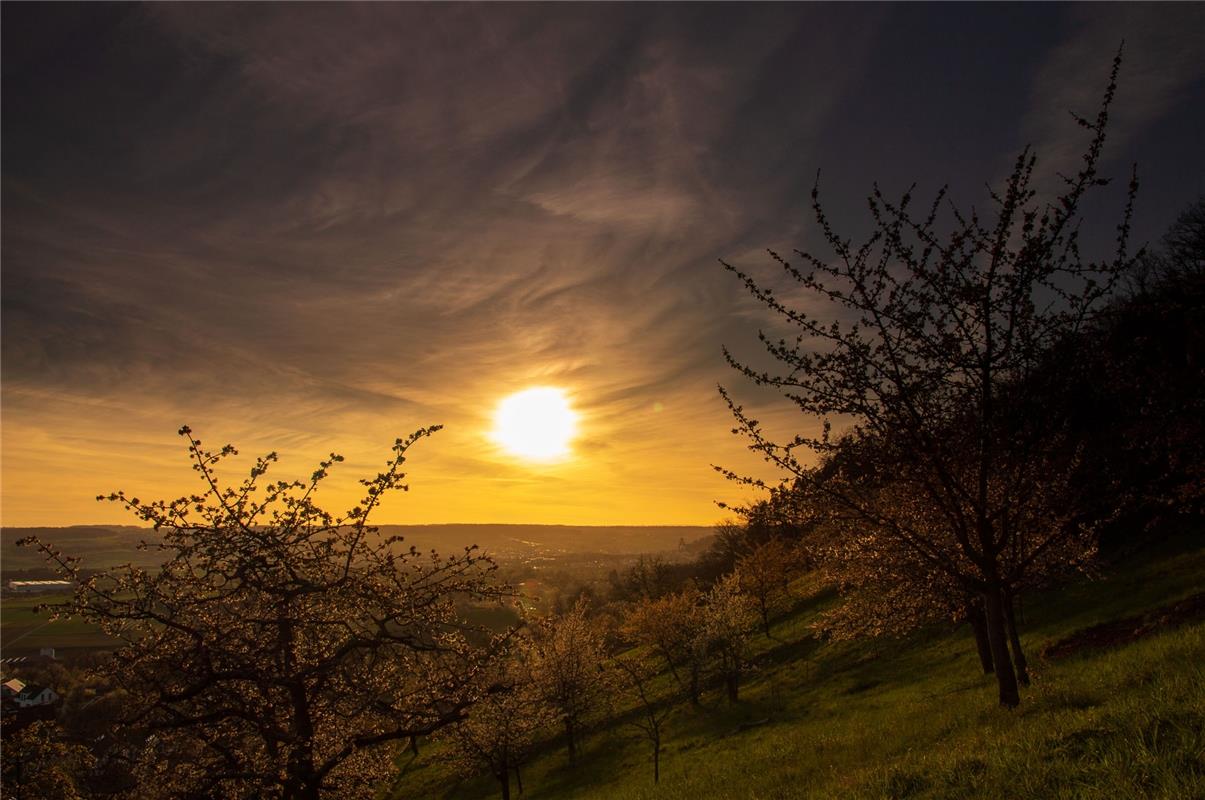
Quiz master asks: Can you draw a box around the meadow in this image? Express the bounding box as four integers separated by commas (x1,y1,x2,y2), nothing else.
391,534,1205,800
4,527,1200,798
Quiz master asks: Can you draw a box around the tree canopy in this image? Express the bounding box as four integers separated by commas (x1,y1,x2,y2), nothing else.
718,51,1136,707
22,426,509,799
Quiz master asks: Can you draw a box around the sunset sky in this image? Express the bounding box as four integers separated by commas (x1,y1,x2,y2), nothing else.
3,4,1204,527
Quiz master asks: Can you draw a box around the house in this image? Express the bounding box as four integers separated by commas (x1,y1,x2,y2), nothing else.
1,678,59,708
14,684,59,708
1,677,26,699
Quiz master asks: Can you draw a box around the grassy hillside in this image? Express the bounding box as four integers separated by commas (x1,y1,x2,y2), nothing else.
391,536,1205,800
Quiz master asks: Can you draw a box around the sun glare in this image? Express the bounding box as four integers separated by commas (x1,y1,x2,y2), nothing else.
492,387,577,461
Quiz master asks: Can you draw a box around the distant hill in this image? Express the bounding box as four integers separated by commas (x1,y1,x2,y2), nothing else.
1,526,163,576
1,524,714,576
373,524,713,558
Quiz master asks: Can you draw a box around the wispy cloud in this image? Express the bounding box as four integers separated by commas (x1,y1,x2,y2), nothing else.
3,4,1202,526
1019,4,1205,185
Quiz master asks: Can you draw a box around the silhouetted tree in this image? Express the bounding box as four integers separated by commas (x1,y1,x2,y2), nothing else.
718,52,1136,707
1131,196,1205,291
1069,196,1205,551
608,555,681,602
695,521,753,580
21,426,508,799
807,500,998,674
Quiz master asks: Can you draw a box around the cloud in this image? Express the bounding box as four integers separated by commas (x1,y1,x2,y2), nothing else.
1019,5,1205,184
4,5,1201,526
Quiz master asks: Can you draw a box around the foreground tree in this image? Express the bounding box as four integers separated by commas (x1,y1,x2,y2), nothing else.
22,426,508,799
719,52,1135,707
808,500,998,674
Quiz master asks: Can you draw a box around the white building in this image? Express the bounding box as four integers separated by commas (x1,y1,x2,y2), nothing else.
1,678,60,708
5,580,73,593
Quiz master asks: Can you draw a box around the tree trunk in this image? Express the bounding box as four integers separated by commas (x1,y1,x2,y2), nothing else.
1003,590,1031,686
564,718,577,765
284,778,321,800
689,663,701,706
653,736,660,784
982,587,1021,707
726,669,739,704
284,747,321,800
499,748,511,800
967,605,995,674
514,763,523,795
662,651,683,688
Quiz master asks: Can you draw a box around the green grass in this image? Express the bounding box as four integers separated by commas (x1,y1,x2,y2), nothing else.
0,591,118,655
390,537,1205,800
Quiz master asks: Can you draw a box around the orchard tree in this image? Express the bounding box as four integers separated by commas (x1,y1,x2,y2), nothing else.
613,652,673,784
439,653,552,800
21,426,510,799
0,721,96,800
718,51,1135,707
735,537,798,636
799,439,1094,685
527,599,612,766
621,586,708,706
701,572,758,704
809,510,997,674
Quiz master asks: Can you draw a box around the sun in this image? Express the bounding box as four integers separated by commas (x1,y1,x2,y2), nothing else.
491,387,578,461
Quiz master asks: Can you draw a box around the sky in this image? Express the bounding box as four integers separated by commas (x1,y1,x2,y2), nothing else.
3,3,1204,528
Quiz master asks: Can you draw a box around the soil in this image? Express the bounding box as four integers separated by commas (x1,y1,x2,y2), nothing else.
1041,591,1205,660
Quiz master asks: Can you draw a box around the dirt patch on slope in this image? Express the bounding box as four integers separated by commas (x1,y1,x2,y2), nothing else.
1041,592,1205,660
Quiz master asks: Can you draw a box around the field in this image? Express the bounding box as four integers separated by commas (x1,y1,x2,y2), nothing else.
391,535,1205,800
0,524,711,659
0,591,117,657
1,524,713,576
